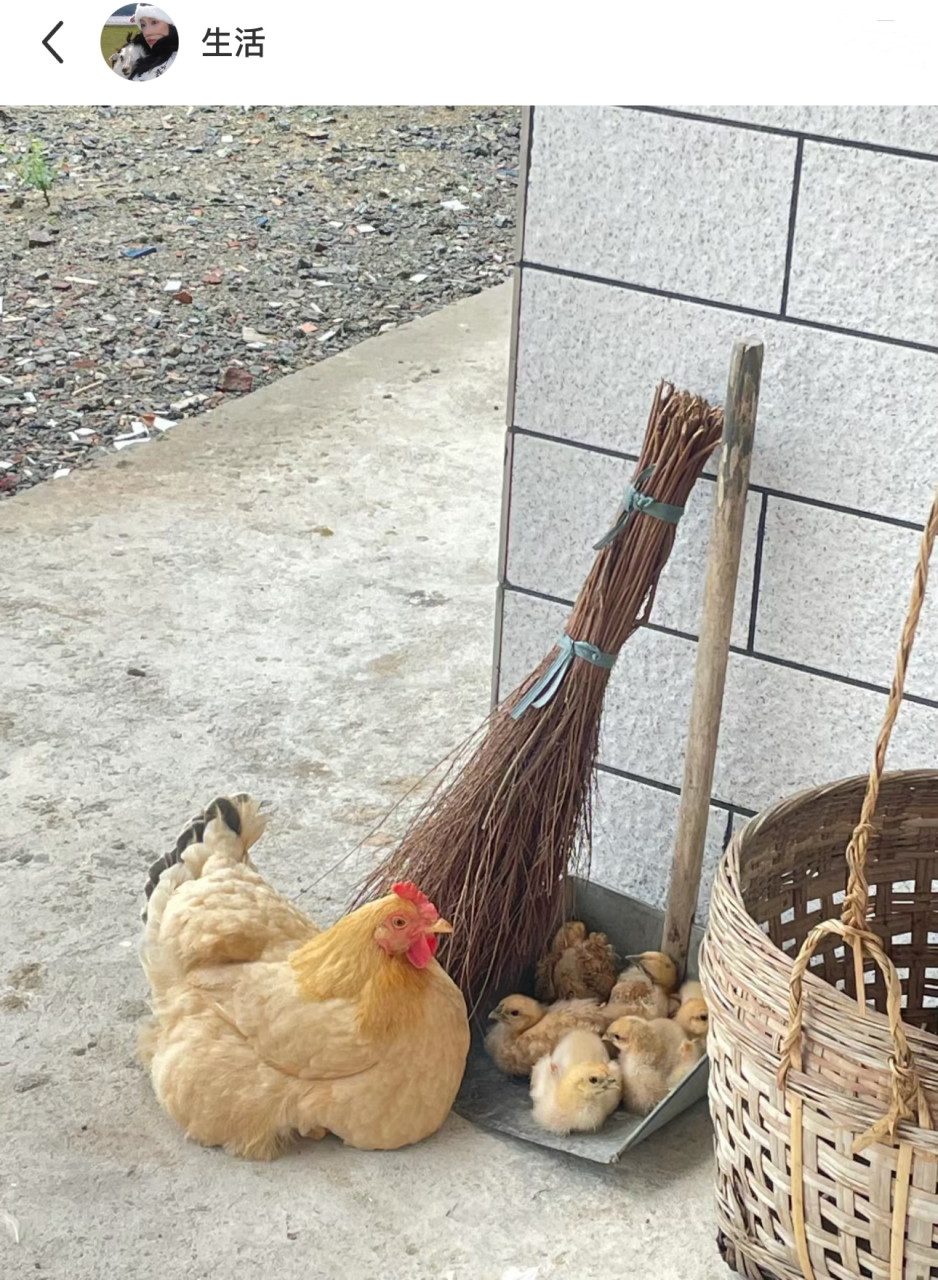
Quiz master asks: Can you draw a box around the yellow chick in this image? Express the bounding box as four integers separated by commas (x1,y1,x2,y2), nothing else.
666,1037,705,1092
603,950,678,1022
485,994,608,1077
603,984,670,1023
530,1030,621,1135
673,997,709,1043
604,1014,687,1115
678,979,704,1005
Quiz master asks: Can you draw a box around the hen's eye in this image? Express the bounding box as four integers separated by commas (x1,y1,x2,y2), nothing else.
391,916,407,929
509,1010,520,1017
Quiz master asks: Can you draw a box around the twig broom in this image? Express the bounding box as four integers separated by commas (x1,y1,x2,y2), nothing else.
355,381,724,1014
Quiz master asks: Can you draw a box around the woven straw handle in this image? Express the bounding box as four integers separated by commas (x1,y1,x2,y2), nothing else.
779,488,938,1150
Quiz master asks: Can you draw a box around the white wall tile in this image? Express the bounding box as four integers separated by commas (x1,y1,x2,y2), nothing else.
497,590,938,816
506,107,938,921
713,653,938,813
665,106,938,155
592,771,728,925
498,592,697,791
513,267,938,525
670,106,938,155
505,430,758,647
496,589,570,701
496,592,728,924
756,499,938,702
788,143,938,345
525,106,796,311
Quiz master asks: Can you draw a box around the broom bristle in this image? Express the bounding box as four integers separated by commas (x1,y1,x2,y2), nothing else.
355,383,724,1016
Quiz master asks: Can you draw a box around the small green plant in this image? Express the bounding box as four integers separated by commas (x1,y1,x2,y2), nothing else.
15,138,60,208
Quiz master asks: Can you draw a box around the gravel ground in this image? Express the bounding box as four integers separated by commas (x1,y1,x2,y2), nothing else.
0,105,520,498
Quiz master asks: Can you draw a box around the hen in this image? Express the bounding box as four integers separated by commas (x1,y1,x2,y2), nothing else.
138,794,470,1158
534,921,618,1002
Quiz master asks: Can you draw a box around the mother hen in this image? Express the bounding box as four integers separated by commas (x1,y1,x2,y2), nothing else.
138,794,469,1158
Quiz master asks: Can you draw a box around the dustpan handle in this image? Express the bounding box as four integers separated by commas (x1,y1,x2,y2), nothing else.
778,488,938,1148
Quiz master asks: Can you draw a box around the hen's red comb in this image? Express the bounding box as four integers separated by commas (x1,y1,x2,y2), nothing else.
392,881,438,921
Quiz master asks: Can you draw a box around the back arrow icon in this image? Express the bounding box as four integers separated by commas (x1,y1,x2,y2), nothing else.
43,21,64,63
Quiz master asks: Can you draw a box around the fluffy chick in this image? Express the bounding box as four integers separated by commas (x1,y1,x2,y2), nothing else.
534,922,586,1000
613,951,678,999
535,920,618,1002
666,1037,706,1092
673,997,709,1043
485,994,608,1077
604,1015,688,1115
603,950,678,1022
678,979,704,1005
602,984,671,1023
530,1031,621,1135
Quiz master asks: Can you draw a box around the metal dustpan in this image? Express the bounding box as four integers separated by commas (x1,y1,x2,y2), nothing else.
453,877,708,1165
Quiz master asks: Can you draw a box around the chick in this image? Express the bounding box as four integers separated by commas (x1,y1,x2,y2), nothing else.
602,984,671,1023
673,997,709,1043
530,1031,621,1135
678,979,704,1005
535,920,618,1002
551,1028,613,1073
535,921,586,999
666,1037,705,1092
604,1015,687,1115
603,950,678,1022
485,994,609,1077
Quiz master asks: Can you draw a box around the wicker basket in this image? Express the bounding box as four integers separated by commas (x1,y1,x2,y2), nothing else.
700,492,938,1280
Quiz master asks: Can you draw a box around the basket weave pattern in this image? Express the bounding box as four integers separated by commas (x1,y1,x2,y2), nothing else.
704,773,938,1279
700,491,938,1280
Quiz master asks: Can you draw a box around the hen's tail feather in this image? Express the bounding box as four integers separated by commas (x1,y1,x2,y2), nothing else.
141,792,264,922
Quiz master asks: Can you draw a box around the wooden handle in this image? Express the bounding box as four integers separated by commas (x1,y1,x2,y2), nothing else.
662,340,763,971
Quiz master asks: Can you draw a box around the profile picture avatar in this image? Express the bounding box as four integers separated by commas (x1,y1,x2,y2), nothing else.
101,3,179,81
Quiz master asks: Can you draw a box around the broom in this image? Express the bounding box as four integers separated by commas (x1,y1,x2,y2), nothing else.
355,380,724,1015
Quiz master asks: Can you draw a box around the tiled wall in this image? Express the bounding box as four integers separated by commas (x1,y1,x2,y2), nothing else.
496,105,938,922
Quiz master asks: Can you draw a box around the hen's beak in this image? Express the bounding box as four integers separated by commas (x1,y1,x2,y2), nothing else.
488,1008,502,1021
427,917,453,935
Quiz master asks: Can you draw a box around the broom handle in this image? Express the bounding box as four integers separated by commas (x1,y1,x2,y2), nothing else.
662,340,764,973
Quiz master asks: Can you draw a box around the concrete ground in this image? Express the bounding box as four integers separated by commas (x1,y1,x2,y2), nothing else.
0,283,726,1280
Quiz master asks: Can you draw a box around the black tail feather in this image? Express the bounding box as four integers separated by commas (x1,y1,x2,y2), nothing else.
141,794,254,921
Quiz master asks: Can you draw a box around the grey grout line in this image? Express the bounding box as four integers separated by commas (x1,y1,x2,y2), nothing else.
779,138,804,317
519,260,938,359
519,107,534,263
722,809,736,851
493,107,535,713
594,761,757,818
619,105,938,166
509,425,928,533
746,493,770,652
